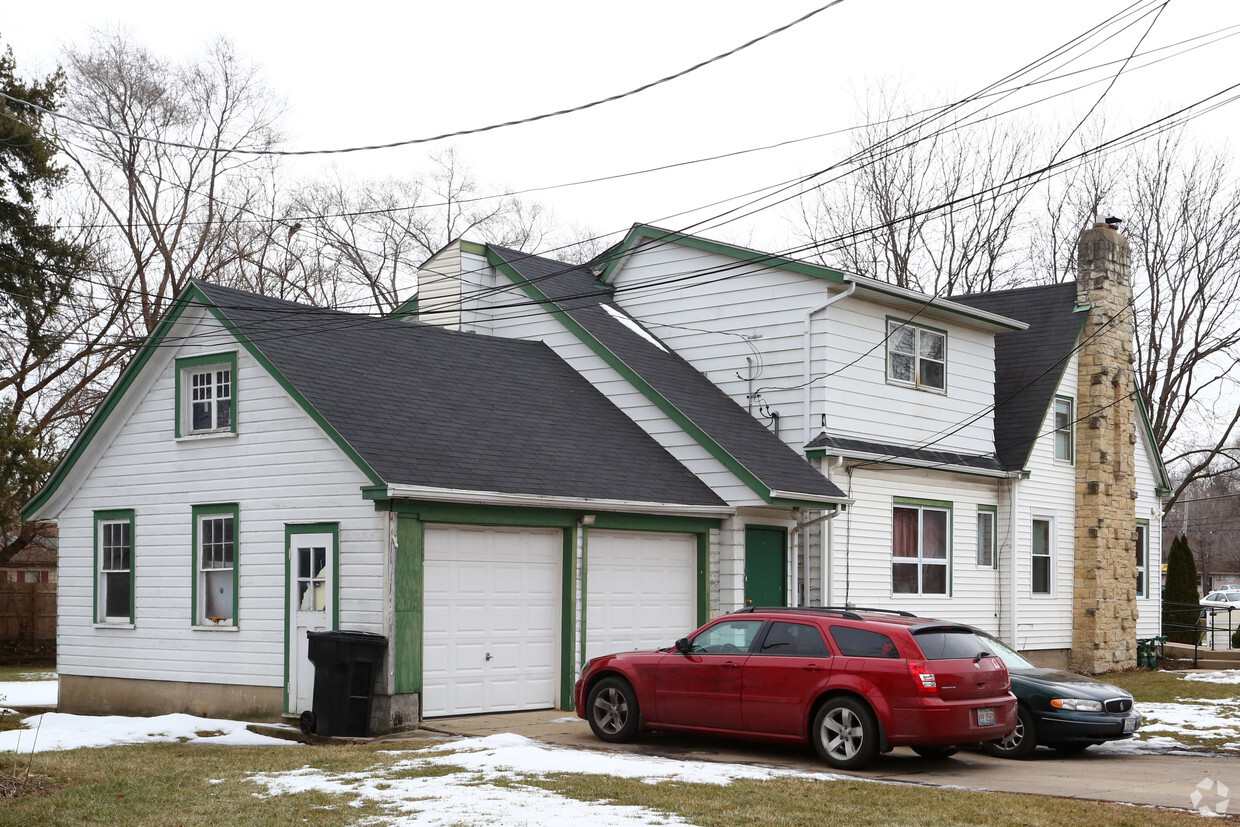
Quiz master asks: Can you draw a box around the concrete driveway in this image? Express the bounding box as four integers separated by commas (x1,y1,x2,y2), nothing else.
391,709,1238,815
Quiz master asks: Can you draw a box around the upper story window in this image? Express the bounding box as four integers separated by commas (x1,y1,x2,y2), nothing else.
176,352,237,438
887,320,946,392
1053,397,1074,463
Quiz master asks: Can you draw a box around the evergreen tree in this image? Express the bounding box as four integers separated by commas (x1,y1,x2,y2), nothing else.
0,39,86,563
1162,534,1201,644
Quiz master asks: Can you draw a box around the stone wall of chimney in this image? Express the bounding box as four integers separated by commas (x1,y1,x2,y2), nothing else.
1072,223,1139,673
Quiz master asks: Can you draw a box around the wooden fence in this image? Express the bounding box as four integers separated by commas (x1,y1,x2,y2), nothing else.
0,577,56,648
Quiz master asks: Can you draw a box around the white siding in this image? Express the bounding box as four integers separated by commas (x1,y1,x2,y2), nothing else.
1008,355,1079,652
607,242,998,458
1134,422,1165,638
54,309,384,688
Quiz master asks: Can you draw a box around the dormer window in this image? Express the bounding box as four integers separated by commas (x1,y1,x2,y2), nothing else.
176,353,237,437
887,320,946,392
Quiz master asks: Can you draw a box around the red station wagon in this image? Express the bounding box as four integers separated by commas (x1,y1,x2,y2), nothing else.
574,607,1017,770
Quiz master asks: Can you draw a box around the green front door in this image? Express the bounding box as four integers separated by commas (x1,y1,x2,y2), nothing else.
745,526,786,607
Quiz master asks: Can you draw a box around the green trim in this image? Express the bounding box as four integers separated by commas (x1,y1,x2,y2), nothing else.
696,532,710,624
384,498,723,533
590,226,1024,330
488,248,825,506
885,316,948,393
460,240,487,257
282,522,340,714
394,515,423,694
561,527,578,709
1134,389,1172,492
390,295,419,318
893,496,954,510
93,509,135,624
174,351,238,438
191,503,240,627
976,505,998,569
23,284,385,522
588,512,722,534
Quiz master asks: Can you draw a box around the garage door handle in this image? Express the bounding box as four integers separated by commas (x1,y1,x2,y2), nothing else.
485,653,493,662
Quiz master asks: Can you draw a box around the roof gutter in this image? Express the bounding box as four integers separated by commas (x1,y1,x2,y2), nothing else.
804,280,858,446
768,489,854,507
369,484,735,517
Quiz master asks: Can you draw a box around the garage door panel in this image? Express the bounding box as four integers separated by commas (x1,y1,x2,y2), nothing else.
423,525,561,717
587,531,696,661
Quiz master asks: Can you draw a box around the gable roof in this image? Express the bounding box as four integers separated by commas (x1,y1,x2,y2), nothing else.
952,283,1087,471
26,281,730,520
484,245,850,507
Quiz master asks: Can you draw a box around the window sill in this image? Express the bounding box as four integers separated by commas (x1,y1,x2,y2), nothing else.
93,622,135,629
193,623,239,631
885,380,948,396
177,431,238,443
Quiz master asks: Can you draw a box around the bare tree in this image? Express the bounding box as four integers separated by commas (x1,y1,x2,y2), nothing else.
796,89,1035,295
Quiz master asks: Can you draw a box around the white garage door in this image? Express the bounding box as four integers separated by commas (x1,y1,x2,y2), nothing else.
423,525,561,717
586,530,697,661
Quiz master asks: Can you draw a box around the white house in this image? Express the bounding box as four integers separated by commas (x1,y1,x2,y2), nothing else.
27,281,854,727
409,222,1169,671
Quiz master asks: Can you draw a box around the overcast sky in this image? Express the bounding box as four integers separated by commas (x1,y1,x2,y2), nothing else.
5,1,1239,250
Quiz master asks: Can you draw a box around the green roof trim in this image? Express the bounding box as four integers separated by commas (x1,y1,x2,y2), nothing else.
459,240,488,257
487,247,823,506
1135,387,1172,493
592,224,850,286
23,283,385,521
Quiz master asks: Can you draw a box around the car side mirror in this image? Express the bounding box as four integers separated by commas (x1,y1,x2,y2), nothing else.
675,637,691,654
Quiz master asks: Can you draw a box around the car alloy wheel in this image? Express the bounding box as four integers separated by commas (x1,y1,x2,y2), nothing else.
586,677,641,742
813,697,879,770
985,704,1037,759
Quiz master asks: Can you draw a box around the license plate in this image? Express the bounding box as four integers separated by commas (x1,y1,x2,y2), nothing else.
1123,716,1138,733
977,707,996,727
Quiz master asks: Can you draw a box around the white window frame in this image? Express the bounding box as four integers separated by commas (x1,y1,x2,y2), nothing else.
176,352,237,438
887,319,947,393
95,509,134,624
892,500,952,596
1031,516,1054,595
1136,520,1149,598
1053,396,1074,463
193,503,238,627
976,506,997,568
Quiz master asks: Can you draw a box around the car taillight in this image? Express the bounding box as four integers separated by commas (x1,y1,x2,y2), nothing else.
908,660,937,693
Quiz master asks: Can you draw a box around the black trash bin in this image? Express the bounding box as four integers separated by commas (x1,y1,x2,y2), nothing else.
302,630,387,737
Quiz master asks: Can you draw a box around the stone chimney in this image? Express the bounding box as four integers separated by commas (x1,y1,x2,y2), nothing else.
1071,219,1139,673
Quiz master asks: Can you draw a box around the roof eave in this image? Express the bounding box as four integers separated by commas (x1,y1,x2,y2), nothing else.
368,484,734,517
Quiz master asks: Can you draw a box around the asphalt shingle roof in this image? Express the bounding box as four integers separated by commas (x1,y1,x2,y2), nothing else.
486,247,848,502
952,282,1086,471
803,435,1005,472
194,281,726,508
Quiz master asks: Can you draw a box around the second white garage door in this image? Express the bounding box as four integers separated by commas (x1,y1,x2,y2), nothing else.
422,525,561,717
586,530,697,661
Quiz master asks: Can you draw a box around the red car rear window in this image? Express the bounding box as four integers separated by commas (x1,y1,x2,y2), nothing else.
830,625,899,658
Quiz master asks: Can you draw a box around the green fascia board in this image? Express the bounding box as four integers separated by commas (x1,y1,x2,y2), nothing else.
381,498,722,533
24,284,385,522
591,224,850,286
1134,387,1172,493
486,247,805,506
560,527,578,708
590,226,1024,332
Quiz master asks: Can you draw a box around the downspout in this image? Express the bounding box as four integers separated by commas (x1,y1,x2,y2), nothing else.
804,281,858,446
793,506,843,607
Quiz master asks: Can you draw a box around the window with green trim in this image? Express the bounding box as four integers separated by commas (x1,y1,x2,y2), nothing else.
893,501,951,595
95,510,134,623
176,353,236,437
976,507,997,568
194,504,238,626
888,320,946,392
1053,397,1074,462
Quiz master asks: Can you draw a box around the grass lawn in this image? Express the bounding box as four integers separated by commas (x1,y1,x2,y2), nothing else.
1102,668,1238,702
0,740,1221,827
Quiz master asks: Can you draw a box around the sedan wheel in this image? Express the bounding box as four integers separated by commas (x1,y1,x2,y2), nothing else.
586,677,641,742
985,705,1037,759
813,697,879,770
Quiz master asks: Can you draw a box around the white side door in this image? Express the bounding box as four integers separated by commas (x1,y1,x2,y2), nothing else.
288,530,333,716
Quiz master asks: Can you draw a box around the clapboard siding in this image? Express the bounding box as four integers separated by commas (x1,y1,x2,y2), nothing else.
1134,424,1164,637
54,309,384,688
610,243,997,457
1008,356,1078,651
